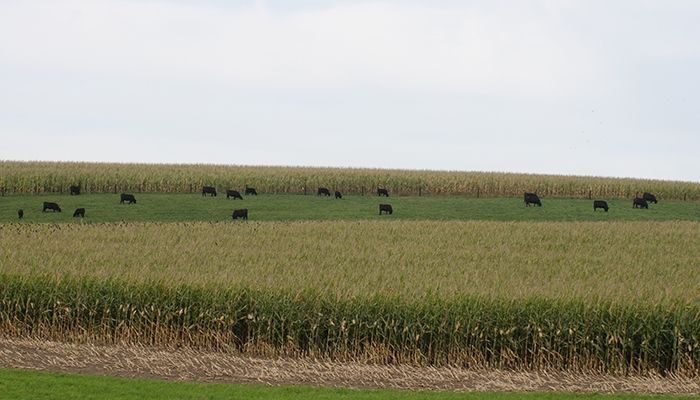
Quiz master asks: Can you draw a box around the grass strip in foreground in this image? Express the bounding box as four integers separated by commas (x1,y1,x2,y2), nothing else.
0,368,692,400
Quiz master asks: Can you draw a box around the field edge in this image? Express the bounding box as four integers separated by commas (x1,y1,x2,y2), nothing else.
1,338,699,397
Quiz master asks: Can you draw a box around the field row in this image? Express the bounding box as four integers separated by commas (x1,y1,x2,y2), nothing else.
2,161,700,200
1,220,698,374
2,275,698,375
2,193,698,223
1,220,697,304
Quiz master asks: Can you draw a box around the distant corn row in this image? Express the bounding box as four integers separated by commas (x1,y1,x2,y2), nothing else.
1,275,698,375
2,161,699,200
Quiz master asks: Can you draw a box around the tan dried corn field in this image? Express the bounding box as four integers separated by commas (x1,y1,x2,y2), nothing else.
1,220,698,303
2,160,700,200
1,221,699,375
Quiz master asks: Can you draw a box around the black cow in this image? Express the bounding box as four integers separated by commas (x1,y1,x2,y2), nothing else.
524,192,542,207
69,185,81,195
226,190,243,200
245,186,258,195
73,208,85,218
318,187,331,196
17,209,23,219
377,188,389,197
120,194,136,204
379,204,393,215
335,191,342,199
43,202,61,212
633,197,648,209
202,186,217,197
232,208,248,220
643,192,658,204
593,200,609,212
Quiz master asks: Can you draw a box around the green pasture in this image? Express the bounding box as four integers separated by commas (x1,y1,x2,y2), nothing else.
0,369,691,400
1,193,698,223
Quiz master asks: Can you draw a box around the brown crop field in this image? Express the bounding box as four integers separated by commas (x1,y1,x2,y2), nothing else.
1,220,698,303
2,160,700,200
1,220,699,375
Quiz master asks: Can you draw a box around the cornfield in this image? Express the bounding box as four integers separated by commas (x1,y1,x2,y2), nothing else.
1,276,699,375
1,221,698,303
1,221,699,375
2,161,699,200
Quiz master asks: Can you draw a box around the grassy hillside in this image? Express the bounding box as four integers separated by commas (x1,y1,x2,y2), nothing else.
2,161,699,200
1,193,699,223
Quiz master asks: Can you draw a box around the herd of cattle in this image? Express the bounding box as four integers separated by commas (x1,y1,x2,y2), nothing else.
523,191,658,211
14,185,660,220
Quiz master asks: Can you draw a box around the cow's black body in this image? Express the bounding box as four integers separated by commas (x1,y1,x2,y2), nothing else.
73,208,85,218
379,204,393,215
232,208,248,220
524,192,542,207
17,209,23,219
227,190,243,200
377,188,389,197
643,192,658,204
69,185,81,195
335,191,342,199
43,202,61,212
245,187,258,195
593,200,609,212
120,194,136,204
318,187,331,196
202,186,217,197
633,197,649,209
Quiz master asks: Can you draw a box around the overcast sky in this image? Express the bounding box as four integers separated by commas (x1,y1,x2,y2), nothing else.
1,0,698,181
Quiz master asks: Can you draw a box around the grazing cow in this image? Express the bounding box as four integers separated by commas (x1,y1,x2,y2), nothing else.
202,186,217,197
226,189,243,200
335,191,342,199
69,185,81,195
379,204,393,215
593,200,609,212
43,202,61,212
120,194,137,204
633,197,649,209
232,208,248,220
318,187,331,196
524,192,542,207
245,186,258,196
643,192,658,204
73,208,85,218
377,188,389,197
17,209,23,219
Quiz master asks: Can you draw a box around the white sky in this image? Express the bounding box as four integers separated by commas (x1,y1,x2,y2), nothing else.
1,0,698,182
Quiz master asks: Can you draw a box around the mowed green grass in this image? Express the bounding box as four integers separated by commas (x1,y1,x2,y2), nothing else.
0,369,690,400
1,193,698,223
